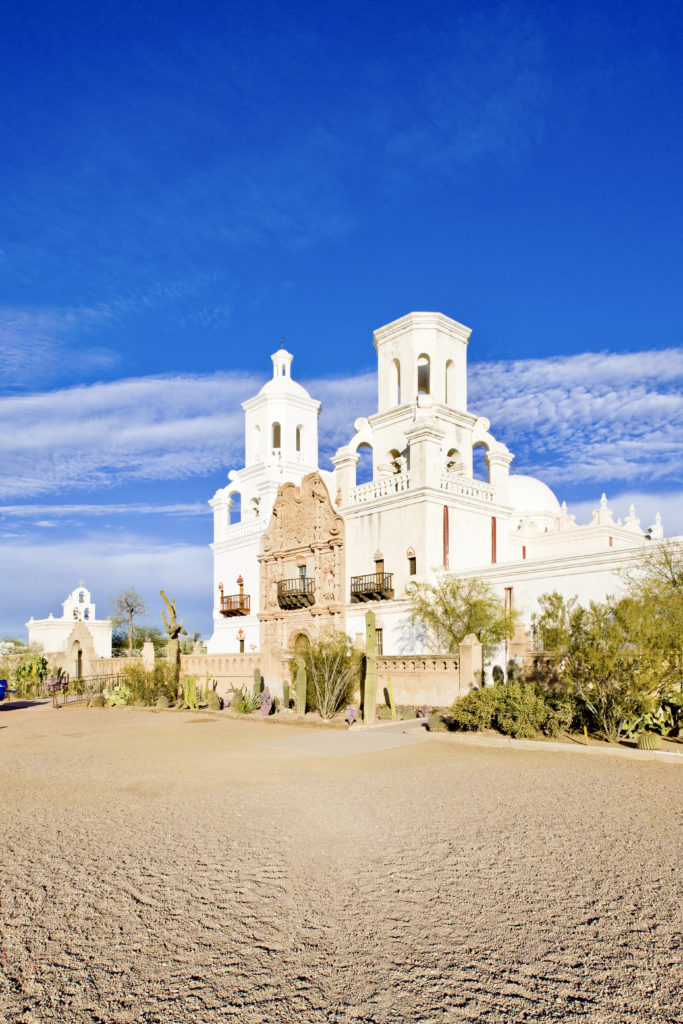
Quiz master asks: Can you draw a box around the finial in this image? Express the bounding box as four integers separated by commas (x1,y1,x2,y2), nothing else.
561,500,568,515
628,502,636,517
600,493,608,510
655,512,662,524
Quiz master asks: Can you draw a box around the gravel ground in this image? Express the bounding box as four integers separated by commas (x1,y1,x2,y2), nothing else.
1,702,681,1023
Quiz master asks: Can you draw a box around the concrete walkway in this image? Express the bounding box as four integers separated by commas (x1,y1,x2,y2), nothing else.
261,719,429,757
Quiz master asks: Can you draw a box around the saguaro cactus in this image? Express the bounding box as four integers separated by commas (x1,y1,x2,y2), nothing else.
363,610,377,725
295,658,307,718
161,590,187,690
253,667,262,697
386,675,397,719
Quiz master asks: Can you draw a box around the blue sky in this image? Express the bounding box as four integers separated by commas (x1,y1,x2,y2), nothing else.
1,0,682,639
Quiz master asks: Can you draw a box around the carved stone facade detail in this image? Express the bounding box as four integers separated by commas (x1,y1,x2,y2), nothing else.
258,473,345,659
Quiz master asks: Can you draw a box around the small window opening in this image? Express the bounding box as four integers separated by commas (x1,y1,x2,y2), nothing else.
445,359,455,405
84,608,90,620
272,422,281,449
296,425,302,452
298,564,307,579
239,638,245,653
375,628,384,656
417,354,430,395
408,555,417,576
393,357,401,406
79,591,85,603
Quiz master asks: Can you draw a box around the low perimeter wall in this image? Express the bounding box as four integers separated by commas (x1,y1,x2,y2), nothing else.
79,635,483,708
377,656,462,707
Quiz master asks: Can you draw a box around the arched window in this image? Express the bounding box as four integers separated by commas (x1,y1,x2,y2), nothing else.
228,492,241,524
417,354,430,395
79,591,85,603
84,608,90,620
445,360,455,405
296,425,303,453
472,443,490,482
356,443,374,484
392,358,401,406
272,422,281,449
446,448,463,474
73,608,79,619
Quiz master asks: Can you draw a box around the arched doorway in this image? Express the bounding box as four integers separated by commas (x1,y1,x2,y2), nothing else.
73,642,83,679
294,633,310,658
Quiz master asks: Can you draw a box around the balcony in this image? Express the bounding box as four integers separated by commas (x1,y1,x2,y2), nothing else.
220,593,251,617
277,578,315,610
350,572,395,602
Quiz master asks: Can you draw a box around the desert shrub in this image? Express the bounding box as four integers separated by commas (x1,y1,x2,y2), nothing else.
119,662,177,706
13,653,49,698
301,631,360,720
494,682,553,739
450,682,570,739
449,686,497,732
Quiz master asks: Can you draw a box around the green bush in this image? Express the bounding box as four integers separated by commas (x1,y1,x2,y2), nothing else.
450,681,572,739
12,653,49,698
119,663,177,706
449,686,497,731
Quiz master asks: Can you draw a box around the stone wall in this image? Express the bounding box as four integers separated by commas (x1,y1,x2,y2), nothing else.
376,655,462,706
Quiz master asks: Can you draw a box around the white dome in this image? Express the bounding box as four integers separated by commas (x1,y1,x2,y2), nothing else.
258,375,312,399
257,347,313,400
508,474,561,519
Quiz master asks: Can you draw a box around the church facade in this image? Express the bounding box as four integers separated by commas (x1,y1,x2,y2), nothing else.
27,584,113,678
208,312,665,689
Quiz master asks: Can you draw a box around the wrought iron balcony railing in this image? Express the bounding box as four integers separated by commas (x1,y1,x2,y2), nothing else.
219,594,251,617
350,572,394,602
277,577,315,609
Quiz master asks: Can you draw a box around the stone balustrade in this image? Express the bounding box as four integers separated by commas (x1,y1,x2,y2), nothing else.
440,473,495,502
350,472,410,505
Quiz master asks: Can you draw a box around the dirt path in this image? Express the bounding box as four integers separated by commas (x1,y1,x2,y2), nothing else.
1,703,681,1023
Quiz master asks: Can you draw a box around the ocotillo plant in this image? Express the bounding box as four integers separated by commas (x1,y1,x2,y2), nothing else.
363,609,377,725
295,658,307,717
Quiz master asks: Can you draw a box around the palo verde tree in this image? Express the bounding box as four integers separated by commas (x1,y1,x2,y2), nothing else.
110,588,148,658
623,539,683,693
407,575,517,659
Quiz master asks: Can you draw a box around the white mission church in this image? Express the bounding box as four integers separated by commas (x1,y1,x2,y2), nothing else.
207,311,666,675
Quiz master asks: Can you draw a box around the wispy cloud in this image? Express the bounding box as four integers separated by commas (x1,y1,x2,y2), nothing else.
0,349,680,507
0,502,207,518
469,348,683,488
0,306,118,389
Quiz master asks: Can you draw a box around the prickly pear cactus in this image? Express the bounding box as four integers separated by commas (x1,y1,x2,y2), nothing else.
638,732,662,750
295,659,307,717
156,694,170,709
